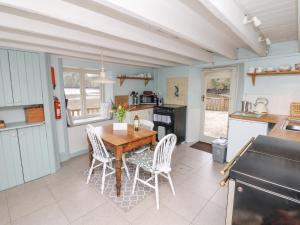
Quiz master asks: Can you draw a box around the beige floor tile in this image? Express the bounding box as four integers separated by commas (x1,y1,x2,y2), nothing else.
0,200,10,225
63,155,90,173
71,203,130,225
11,204,69,225
44,165,78,186
48,176,89,201
192,202,226,225
172,163,194,176
210,186,228,209
132,204,190,225
8,187,55,220
160,185,208,221
58,187,106,222
5,178,47,200
180,177,219,201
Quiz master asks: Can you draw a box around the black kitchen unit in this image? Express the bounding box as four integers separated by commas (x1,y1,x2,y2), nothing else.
153,104,186,144
225,135,300,225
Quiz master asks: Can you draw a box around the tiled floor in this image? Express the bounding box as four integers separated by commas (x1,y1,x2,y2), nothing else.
0,143,228,225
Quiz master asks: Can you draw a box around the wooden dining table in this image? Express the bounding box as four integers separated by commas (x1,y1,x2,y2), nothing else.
87,124,157,196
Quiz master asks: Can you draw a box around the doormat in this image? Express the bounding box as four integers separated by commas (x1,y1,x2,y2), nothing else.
190,141,212,154
83,163,166,212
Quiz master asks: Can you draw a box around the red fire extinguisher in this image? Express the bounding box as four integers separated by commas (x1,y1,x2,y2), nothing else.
54,96,61,120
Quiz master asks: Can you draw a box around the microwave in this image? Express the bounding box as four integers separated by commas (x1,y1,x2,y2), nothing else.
140,94,158,104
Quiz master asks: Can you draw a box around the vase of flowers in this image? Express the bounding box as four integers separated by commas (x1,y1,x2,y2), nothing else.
111,102,128,130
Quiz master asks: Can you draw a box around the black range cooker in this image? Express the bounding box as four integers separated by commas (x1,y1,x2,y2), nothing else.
225,135,300,225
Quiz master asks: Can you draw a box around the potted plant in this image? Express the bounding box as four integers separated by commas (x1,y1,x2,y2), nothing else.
111,102,128,130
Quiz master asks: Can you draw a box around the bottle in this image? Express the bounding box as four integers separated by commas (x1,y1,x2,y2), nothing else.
134,115,140,131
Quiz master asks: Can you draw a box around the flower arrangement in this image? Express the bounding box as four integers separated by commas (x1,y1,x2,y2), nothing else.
111,102,128,123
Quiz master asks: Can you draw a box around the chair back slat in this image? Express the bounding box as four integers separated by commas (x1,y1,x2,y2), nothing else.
86,124,110,160
152,134,177,172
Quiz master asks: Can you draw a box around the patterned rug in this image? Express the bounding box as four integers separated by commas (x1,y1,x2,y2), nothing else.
83,163,166,212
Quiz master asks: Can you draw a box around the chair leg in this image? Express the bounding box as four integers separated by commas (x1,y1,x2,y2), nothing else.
122,154,130,180
167,172,175,195
101,162,107,194
155,173,159,209
86,158,95,184
132,166,139,194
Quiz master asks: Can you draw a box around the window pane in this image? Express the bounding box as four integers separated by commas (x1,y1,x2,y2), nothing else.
85,73,102,116
63,71,83,118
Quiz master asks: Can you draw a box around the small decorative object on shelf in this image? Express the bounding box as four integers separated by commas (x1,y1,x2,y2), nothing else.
133,114,140,131
295,63,300,71
111,102,128,130
0,120,6,129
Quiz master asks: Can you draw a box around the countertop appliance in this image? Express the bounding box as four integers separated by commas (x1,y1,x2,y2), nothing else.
253,97,268,114
241,101,252,113
224,135,300,225
130,91,139,105
140,91,158,105
153,104,186,144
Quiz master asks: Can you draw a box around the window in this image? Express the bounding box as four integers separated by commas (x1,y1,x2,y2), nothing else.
63,68,105,120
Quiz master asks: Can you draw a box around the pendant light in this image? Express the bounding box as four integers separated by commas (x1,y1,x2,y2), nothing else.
94,51,115,84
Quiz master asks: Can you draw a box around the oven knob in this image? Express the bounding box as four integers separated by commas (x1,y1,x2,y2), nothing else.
237,186,243,192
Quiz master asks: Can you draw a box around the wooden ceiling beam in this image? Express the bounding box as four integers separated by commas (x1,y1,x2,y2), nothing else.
198,0,267,56
0,40,162,68
0,1,212,62
0,30,177,67
77,0,238,59
0,11,193,65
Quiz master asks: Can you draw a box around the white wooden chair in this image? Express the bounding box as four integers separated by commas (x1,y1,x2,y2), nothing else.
133,119,155,154
127,133,177,209
86,124,130,194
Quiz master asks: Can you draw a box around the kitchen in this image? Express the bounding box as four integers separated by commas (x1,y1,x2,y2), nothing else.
0,1,300,225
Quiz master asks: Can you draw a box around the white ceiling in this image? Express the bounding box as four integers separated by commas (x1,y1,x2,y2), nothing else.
0,0,294,68
236,0,298,42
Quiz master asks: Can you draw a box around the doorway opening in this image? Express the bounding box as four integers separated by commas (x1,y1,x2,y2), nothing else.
200,67,238,143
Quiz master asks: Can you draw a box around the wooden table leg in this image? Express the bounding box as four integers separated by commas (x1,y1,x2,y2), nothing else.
151,134,156,150
87,136,93,167
115,146,123,196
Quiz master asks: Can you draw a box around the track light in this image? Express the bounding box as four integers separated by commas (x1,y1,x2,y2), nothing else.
243,15,262,27
258,37,271,45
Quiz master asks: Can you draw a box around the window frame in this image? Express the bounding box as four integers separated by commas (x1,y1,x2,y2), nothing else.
63,67,105,120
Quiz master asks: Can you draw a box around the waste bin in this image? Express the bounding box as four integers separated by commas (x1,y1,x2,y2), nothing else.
212,138,227,163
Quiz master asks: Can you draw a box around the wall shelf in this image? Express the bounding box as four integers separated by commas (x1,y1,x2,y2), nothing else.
117,76,153,87
247,70,300,85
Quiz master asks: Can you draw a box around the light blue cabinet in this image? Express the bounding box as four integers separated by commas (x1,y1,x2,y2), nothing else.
9,50,43,105
0,130,24,191
18,124,50,182
0,49,14,107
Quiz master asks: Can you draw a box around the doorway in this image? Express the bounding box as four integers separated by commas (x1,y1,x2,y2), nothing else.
200,67,238,143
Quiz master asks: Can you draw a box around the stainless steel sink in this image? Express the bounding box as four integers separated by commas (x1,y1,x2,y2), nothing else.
286,125,300,132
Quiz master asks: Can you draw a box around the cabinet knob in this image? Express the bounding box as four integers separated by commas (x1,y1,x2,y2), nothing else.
11,133,16,137
19,131,24,135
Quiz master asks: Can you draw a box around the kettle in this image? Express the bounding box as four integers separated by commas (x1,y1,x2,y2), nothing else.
253,97,268,114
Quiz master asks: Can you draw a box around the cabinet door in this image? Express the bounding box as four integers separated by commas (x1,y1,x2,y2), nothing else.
0,130,24,191
227,118,268,162
18,125,50,182
0,49,14,107
9,50,43,105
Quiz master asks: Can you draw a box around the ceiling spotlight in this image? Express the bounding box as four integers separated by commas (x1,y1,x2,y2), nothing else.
243,15,262,27
258,37,271,45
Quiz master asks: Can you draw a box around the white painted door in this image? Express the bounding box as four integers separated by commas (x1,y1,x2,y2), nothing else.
200,67,238,143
